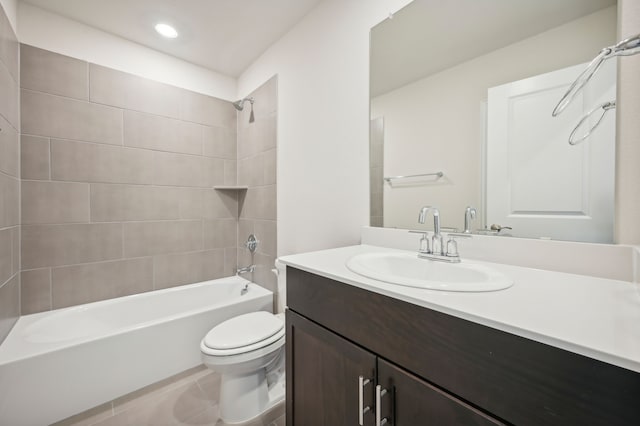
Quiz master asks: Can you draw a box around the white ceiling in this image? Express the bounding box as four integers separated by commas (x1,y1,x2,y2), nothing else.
20,0,323,77
371,0,616,96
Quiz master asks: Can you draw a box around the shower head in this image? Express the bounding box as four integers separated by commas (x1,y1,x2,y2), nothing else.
233,97,255,123
232,97,254,111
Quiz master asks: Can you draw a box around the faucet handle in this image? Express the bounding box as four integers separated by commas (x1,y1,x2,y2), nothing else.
419,233,430,253
409,230,431,254
446,236,459,258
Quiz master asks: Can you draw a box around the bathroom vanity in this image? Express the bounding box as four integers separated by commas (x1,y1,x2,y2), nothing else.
281,245,640,426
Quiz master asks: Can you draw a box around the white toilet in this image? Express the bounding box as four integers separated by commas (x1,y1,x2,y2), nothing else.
200,260,287,424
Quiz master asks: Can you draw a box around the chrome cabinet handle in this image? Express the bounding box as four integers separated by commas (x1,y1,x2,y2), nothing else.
376,384,389,426
358,376,372,425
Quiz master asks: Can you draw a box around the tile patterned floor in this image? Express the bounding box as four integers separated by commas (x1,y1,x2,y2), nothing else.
54,365,285,426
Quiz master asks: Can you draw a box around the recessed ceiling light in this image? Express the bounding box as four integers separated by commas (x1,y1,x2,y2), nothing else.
155,23,178,39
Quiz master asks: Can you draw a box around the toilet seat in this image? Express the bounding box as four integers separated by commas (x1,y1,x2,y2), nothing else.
201,311,285,356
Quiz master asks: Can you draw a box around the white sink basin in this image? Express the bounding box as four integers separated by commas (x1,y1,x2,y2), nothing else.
346,252,514,292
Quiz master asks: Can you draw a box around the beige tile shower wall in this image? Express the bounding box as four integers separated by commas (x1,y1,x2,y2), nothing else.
0,3,19,344
237,77,278,294
19,44,239,314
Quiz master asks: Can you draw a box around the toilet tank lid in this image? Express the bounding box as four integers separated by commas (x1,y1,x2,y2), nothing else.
203,311,283,350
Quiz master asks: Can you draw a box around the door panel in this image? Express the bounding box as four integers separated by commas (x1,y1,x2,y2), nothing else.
377,358,504,426
286,310,377,426
486,61,616,242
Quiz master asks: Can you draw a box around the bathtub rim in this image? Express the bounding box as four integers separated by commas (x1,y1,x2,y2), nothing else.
0,276,272,365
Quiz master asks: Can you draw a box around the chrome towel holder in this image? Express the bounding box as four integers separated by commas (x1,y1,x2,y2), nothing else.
383,171,444,185
552,33,639,145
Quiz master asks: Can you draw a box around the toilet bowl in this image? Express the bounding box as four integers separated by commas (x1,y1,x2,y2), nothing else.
200,311,286,424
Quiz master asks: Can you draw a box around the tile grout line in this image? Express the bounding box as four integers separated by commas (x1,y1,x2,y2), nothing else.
86,60,90,103
21,130,234,160
88,183,91,224
121,223,125,264
25,249,229,272
48,267,53,311
48,137,52,181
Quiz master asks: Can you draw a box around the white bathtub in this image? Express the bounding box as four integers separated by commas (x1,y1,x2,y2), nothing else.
0,276,273,426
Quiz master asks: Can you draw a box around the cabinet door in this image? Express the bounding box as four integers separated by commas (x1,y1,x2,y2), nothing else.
287,310,377,426
378,359,504,426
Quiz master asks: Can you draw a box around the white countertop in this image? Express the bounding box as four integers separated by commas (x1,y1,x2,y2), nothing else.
279,244,640,373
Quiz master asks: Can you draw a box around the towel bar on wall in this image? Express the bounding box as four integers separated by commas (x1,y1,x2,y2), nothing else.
383,172,444,184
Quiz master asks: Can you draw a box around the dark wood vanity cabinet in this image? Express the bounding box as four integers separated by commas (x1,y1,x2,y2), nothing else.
287,310,500,426
286,310,376,425
377,359,502,426
285,267,640,426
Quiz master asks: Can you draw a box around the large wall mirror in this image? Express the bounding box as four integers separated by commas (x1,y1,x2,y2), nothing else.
370,0,618,243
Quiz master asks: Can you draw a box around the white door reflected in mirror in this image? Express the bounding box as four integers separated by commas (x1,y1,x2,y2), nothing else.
486,61,616,243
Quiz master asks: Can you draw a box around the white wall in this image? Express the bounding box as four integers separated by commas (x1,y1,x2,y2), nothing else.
371,7,616,232
237,0,413,256
615,0,640,244
0,0,16,33
17,2,236,100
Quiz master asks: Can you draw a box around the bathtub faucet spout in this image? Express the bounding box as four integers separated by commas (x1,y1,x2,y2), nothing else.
236,265,255,275
237,265,255,295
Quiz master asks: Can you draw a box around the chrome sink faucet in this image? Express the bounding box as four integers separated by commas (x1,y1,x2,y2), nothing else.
418,206,443,255
463,206,477,234
416,206,470,263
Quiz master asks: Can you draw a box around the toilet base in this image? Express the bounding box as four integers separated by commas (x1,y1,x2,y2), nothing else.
218,362,285,424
